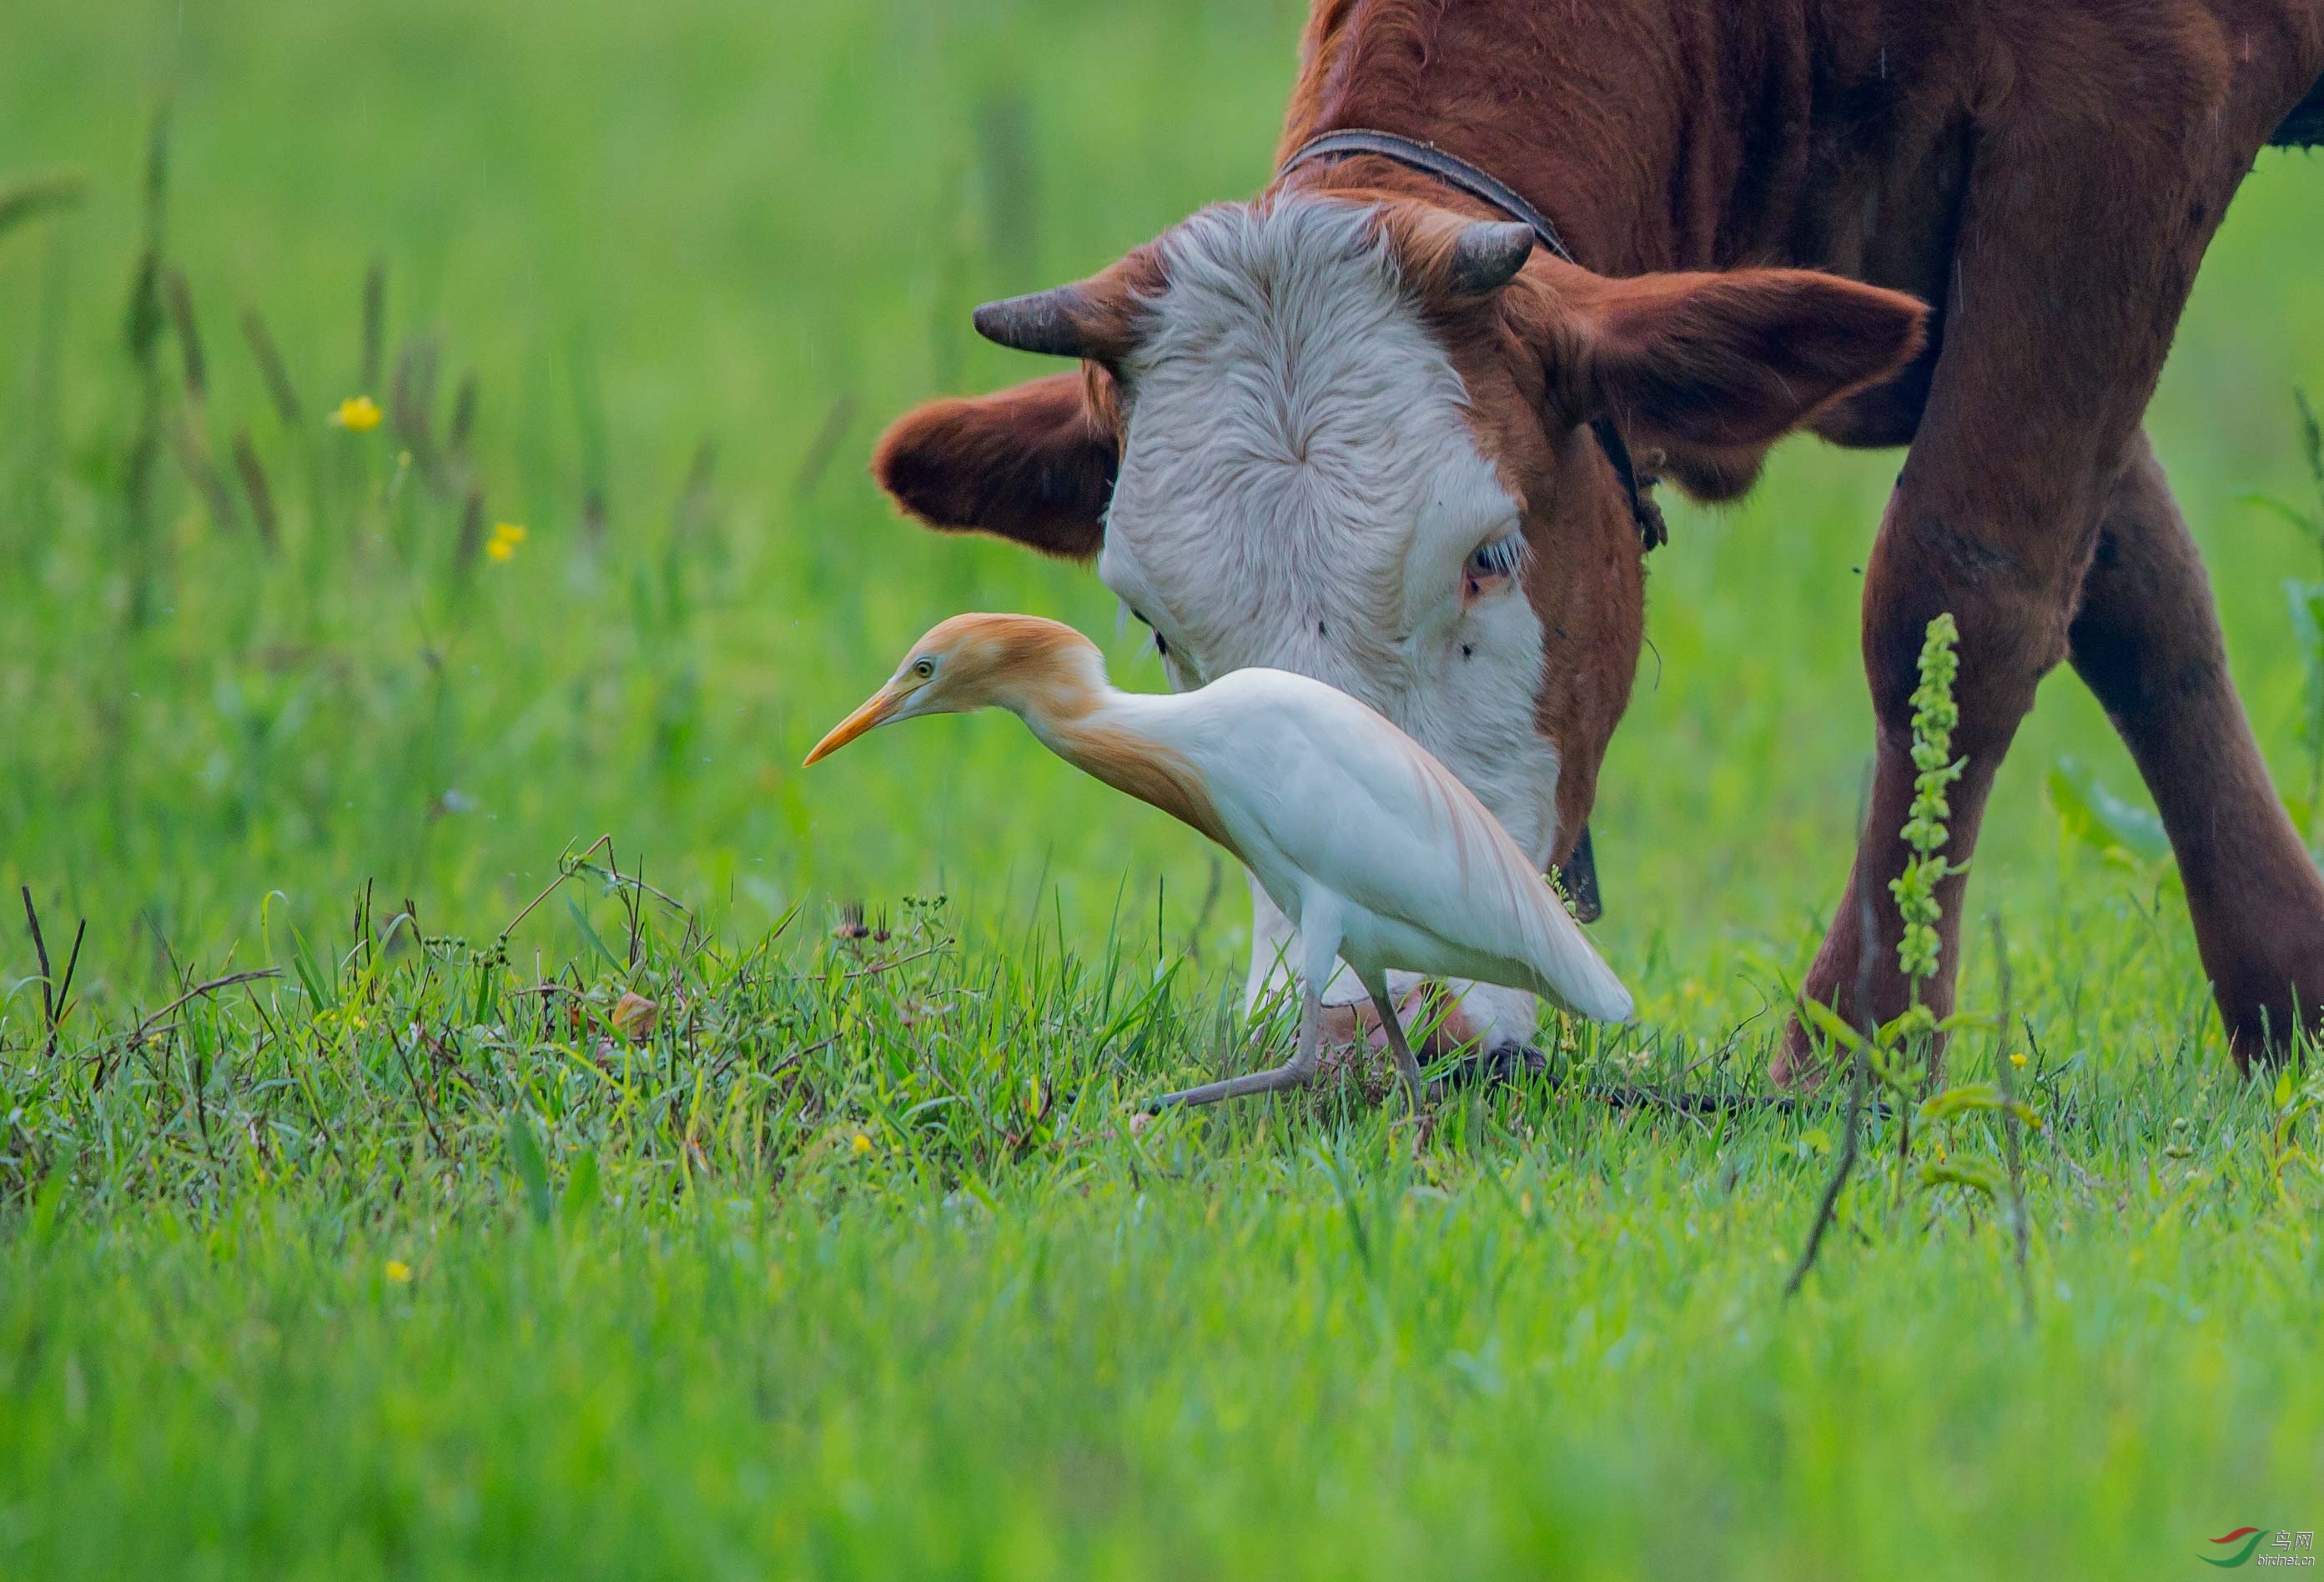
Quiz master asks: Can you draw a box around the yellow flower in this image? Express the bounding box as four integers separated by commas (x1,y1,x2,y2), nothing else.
330,394,384,432
851,1133,873,1156
2010,1052,2028,1068
486,522,528,565
385,1258,413,1283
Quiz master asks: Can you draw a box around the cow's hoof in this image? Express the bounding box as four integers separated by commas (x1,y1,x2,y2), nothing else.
1442,1042,1552,1088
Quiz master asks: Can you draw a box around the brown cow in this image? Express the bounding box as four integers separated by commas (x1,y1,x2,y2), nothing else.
875,0,2324,1079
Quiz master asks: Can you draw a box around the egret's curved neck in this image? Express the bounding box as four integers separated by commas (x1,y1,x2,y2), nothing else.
988,640,1108,736
1002,655,1239,858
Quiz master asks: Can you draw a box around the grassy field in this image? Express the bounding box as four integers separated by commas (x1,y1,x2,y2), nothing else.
3,0,2323,1574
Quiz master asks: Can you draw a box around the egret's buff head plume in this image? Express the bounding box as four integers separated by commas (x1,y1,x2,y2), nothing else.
803,614,1102,765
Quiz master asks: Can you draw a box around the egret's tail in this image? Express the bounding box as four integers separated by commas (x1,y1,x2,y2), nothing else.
1525,888,1635,1023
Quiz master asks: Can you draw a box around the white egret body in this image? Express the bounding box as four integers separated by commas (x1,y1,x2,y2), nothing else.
806,614,1632,1108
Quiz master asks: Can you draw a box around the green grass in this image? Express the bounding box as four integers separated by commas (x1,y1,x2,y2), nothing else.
3,1,2322,1574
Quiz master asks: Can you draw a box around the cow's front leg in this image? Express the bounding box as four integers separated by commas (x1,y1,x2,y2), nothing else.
1771,85,2271,1086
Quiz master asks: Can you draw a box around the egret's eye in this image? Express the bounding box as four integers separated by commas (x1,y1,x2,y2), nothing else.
1467,537,1525,580
912,658,935,680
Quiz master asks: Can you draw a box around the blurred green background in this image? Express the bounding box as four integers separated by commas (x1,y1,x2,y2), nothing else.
7,7,2324,1577
4,0,2322,1044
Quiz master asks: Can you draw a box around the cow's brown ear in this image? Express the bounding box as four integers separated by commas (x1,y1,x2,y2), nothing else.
872,371,1117,560
1557,269,1928,452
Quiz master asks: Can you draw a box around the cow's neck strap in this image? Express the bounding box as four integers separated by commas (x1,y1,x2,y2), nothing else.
1280,128,1580,263
1277,128,1667,553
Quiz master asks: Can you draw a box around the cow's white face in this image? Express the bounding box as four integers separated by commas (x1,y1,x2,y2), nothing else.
1094,199,1566,866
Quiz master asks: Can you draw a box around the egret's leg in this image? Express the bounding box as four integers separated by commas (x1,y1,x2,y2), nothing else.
1364,978,1432,1114
1147,979,1322,1111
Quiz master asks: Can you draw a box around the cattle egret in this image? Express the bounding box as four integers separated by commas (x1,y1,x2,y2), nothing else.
804,614,1632,1110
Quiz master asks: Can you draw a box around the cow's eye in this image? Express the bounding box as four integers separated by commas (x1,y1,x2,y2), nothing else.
1467,537,1524,580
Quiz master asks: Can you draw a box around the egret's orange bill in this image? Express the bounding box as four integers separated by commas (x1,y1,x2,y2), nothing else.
803,686,899,766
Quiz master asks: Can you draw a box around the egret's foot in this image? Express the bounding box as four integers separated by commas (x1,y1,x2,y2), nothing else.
1145,1059,1316,1112
1147,980,1324,1112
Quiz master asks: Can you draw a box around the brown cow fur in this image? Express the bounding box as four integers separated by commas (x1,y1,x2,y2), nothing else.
876,0,2324,1077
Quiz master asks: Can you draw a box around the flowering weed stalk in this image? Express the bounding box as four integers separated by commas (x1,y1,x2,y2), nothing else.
1883,613,1962,1175
1788,611,1966,1294
1889,613,1961,1033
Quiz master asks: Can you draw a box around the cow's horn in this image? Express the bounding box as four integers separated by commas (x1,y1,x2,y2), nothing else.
972,288,1097,359
1448,221,1536,294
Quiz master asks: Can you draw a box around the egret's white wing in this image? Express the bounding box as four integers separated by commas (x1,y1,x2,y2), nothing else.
1172,670,1632,1022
